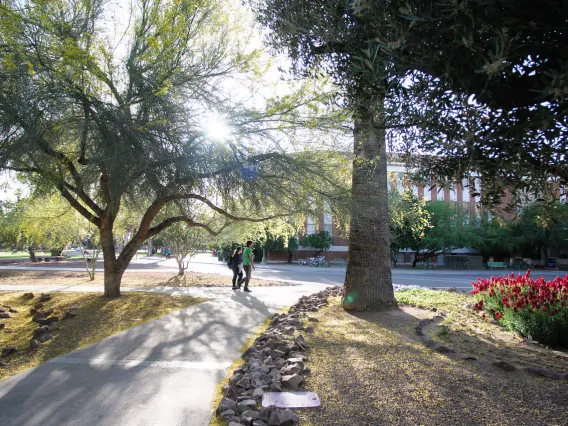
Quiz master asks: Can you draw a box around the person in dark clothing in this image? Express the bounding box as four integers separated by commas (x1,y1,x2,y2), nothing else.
230,247,244,290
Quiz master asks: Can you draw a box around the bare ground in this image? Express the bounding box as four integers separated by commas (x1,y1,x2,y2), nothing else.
0,269,297,288
299,296,568,426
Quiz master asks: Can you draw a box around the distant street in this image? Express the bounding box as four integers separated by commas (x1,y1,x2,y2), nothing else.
1,253,566,290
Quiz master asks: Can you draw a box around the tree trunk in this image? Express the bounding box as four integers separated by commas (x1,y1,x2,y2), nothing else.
343,99,396,311
412,252,419,268
177,258,185,276
100,217,122,297
28,248,37,263
287,250,293,264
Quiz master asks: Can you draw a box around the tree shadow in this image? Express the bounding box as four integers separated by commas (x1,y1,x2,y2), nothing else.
301,304,568,425
0,285,293,425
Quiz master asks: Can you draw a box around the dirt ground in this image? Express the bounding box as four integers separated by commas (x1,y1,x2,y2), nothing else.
0,269,297,288
298,295,568,426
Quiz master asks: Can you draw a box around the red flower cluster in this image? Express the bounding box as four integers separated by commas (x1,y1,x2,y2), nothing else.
472,270,568,320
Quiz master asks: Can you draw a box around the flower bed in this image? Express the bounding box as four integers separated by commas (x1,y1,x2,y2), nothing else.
472,271,568,347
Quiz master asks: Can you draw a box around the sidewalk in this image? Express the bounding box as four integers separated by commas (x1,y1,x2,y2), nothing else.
0,283,330,426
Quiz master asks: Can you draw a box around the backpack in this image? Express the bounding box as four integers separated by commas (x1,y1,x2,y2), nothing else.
227,256,233,269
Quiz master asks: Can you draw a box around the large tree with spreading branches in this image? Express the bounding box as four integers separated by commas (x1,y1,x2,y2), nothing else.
249,0,568,310
0,0,348,296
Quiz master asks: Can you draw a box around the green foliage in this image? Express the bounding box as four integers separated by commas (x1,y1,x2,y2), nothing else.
0,0,348,294
249,0,568,201
515,201,568,258
301,231,332,252
160,223,207,275
410,201,479,260
388,187,430,263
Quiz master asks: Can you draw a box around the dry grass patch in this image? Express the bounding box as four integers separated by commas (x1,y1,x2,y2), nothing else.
0,269,295,288
299,293,568,426
0,291,205,381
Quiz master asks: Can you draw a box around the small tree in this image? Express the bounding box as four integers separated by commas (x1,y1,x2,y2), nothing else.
388,189,431,267
161,223,207,276
301,231,332,255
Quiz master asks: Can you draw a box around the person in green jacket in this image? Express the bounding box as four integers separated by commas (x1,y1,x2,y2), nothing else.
241,240,255,292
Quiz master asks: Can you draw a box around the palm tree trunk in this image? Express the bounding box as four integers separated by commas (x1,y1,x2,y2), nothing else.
343,98,396,311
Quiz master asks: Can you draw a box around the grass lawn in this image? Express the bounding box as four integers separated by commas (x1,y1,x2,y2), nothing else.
0,291,205,381
0,269,296,288
299,289,568,425
0,252,50,259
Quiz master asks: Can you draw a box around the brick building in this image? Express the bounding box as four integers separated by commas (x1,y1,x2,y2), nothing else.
266,155,567,264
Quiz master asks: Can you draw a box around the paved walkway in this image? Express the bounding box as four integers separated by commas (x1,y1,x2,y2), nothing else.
0,283,331,426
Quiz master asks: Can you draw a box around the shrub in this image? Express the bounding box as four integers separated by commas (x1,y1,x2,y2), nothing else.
472,271,568,347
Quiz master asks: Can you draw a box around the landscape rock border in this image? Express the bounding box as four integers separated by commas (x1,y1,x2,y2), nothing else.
410,297,568,382
216,286,344,426
1,293,80,360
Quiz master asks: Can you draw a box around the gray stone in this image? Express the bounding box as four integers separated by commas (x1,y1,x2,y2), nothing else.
237,375,252,389
282,374,303,389
281,363,302,376
230,373,244,386
304,326,314,333
39,308,54,317
257,407,273,422
222,384,230,392
237,399,257,413
267,408,299,426
39,293,52,301
33,325,50,338
0,323,4,330
37,316,59,326
2,346,16,357
253,387,264,399
252,421,268,426
38,333,53,342
32,312,46,322
242,410,260,420
288,319,302,328
9,308,18,313
23,293,34,300
61,311,76,320
219,409,235,419
274,358,286,369
30,340,40,349
217,397,237,414
303,366,311,375
228,422,243,426
294,335,307,350
0,312,11,319
307,317,319,323
270,381,283,392
47,322,60,331
271,350,286,360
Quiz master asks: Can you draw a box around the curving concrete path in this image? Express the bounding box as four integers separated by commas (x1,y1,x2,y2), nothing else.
0,283,331,426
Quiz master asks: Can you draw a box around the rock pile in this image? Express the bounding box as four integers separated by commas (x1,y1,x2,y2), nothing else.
216,286,343,426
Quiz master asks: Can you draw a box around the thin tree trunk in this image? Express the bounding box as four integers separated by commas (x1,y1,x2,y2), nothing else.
28,248,37,263
343,99,396,311
100,217,122,297
177,257,185,276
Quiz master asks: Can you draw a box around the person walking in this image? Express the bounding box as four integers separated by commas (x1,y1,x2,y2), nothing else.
230,247,244,290
241,241,255,292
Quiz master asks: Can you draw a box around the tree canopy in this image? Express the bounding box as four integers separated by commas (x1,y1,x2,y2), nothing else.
0,0,348,296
